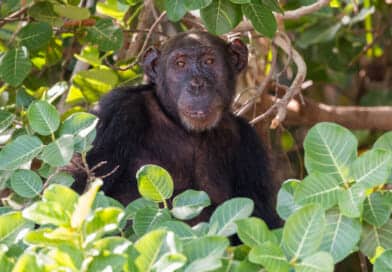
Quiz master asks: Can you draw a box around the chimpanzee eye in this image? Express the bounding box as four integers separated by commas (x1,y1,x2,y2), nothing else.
205,58,214,65
176,60,185,67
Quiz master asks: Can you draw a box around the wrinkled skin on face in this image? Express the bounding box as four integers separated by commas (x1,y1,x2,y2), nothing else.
142,31,248,131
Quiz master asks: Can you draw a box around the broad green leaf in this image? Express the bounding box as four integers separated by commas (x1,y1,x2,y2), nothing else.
10,170,42,198
86,254,126,272
282,204,326,259
277,179,301,220
84,207,124,243
40,135,74,167
43,184,79,215
53,5,90,20
136,164,174,202
350,149,391,189
47,245,84,271
165,0,187,22
0,111,15,133
304,122,357,185
24,228,78,248
248,242,290,272
262,0,283,13
96,1,128,20
28,101,60,136
192,222,210,236
46,172,75,187
200,0,242,35
298,23,342,48
0,135,43,170
183,236,229,272
319,208,361,263
294,173,341,209
134,229,168,272
374,249,392,272
16,88,34,108
208,197,254,236
71,179,103,229
60,112,98,137
236,217,277,247
93,237,132,254
363,192,392,227
12,253,40,272
295,251,334,272
74,45,101,67
0,211,32,245
17,22,52,51
124,198,158,220
374,131,392,151
153,252,187,272
85,19,124,51
133,207,171,236
44,81,69,103
0,47,32,87
23,201,70,227
360,219,392,258
338,185,366,218
171,189,210,220
242,0,277,38
158,221,197,240
184,0,212,10
28,2,63,27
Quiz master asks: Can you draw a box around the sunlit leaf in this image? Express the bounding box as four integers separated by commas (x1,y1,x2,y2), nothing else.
28,100,60,136
0,47,32,87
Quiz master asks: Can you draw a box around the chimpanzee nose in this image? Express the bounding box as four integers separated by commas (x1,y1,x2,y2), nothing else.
190,77,205,88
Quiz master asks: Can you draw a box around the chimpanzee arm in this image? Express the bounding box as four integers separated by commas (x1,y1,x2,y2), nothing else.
233,117,281,228
85,85,151,191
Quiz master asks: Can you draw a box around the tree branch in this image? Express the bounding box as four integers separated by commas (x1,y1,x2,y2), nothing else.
277,0,331,20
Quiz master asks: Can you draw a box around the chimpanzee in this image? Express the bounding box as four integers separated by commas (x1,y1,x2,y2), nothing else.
73,31,279,228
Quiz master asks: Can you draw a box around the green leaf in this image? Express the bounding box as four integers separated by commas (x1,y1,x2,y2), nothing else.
0,135,43,170
248,242,290,272
374,131,392,151
86,255,126,272
208,197,254,236
133,207,171,236
0,211,32,245
360,219,392,258
295,251,334,272
200,0,242,35
158,221,197,240
236,217,277,247
136,164,174,202
350,149,392,189
304,122,358,185
363,192,392,227
85,18,124,51
294,173,341,209
0,47,32,87
27,100,60,136
183,236,229,272
17,22,52,51
261,0,283,13
276,179,301,220
84,207,124,243
153,252,187,272
10,169,42,198
24,228,78,248
374,249,392,272
46,172,75,187
298,23,342,48
165,0,187,22
23,201,70,227
44,81,69,103
12,253,40,272
338,185,366,218
242,0,277,38
124,198,158,220
40,135,74,167
184,0,212,10
0,110,15,134
134,229,168,272
282,204,326,259
230,0,250,3
93,237,132,254
319,208,361,263
28,2,63,27
71,179,103,229
53,5,90,20
171,189,210,220
43,184,79,215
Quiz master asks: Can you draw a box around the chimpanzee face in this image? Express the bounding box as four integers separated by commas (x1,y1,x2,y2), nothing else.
142,31,248,131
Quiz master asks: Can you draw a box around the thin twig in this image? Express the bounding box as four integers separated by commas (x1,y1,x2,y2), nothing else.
277,0,331,20
0,5,31,28
106,11,167,71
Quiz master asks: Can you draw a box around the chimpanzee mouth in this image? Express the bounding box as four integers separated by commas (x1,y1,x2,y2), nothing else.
179,106,222,131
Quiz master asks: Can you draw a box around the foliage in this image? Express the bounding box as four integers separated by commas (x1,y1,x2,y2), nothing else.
0,122,390,271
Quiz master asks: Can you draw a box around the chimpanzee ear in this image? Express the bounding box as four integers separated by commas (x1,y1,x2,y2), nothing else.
142,47,160,83
228,39,248,73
